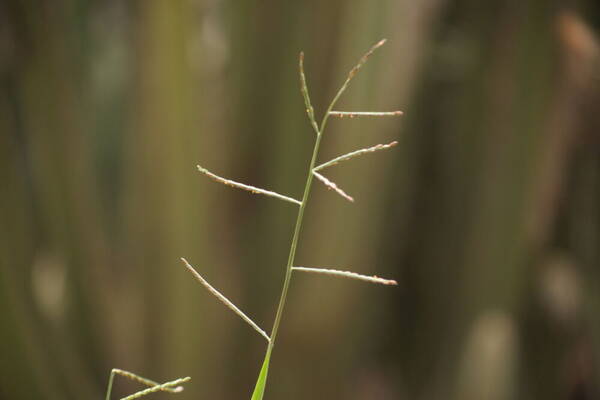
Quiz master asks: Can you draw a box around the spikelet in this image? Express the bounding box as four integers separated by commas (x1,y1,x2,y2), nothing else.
292,266,397,285
329,111,403,118
346,39,387,81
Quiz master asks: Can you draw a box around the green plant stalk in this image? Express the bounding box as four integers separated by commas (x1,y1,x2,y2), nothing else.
251,126,323,397
269,129,323,345
105,370,115,400
249,39,391,399
252,78,348,398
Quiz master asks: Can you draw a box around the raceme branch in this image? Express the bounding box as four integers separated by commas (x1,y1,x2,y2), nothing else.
314,141,399,172
197,165,302,206
105,369,189,400
312,171,355,202
181,258,271,342
329,111,403,118
292,266,397,286
121,378,191,400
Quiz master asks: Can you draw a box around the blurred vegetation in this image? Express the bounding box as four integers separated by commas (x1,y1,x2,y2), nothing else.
1,1,599,399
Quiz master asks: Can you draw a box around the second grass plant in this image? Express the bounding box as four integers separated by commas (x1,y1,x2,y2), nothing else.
183,39,402,399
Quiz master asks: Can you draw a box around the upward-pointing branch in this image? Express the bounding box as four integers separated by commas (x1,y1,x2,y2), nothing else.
299,52,319,135
197,165,302,206
318,39,388,137
314,141,398,171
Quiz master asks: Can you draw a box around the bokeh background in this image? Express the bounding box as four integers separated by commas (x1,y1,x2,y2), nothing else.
1,1,600,399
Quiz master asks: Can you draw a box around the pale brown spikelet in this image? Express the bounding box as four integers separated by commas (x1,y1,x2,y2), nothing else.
292,266,397,285
312,171,354,202
197,165,302,206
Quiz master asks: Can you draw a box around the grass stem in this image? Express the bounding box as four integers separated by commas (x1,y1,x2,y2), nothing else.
252,40,391,398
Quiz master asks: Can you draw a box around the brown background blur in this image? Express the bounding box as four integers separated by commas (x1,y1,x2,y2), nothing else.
1,1,600,399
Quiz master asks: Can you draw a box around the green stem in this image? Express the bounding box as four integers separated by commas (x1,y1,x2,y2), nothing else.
251,129,324,399
267,129,324,348
254,41,387,398
267,52,347,349
105,370,116,400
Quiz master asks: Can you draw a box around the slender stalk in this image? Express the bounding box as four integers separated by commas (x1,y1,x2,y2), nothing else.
265,43,360,350
267,74,349,344
251,39,392,399
197,165,302,206
105,370,116,400
181,258,271,342
267,129,324,347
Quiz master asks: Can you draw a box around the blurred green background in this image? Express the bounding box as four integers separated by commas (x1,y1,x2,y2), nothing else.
1,0,600,399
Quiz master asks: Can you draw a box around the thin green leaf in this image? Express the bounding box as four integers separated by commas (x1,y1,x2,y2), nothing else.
250,351,271,400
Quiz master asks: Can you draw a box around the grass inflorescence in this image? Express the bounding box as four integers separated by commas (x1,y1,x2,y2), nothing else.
106,38,402,400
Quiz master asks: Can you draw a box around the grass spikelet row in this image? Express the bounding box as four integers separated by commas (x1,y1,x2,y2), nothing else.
120,377,191,400
181,258,271,342
110,369,183,394
329,111,403,118
299,52,319,135
312,171,355,202
292,266,397,285
314,141,399,171
104,369,189,400
197,165,302,206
